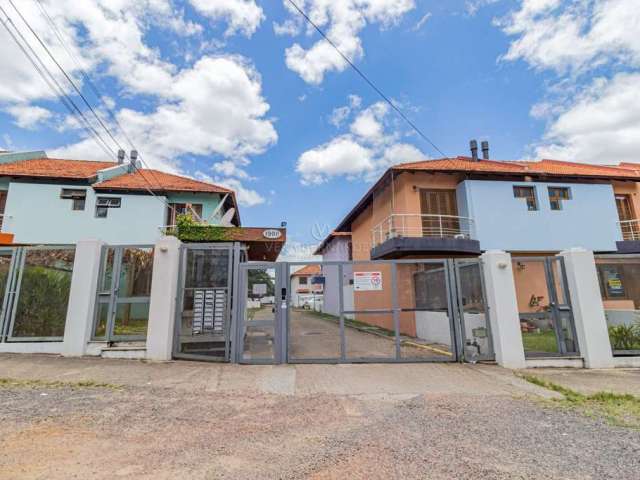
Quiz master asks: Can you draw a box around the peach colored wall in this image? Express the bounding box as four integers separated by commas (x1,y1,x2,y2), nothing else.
613,181,640,218
349,172,464,335
351,172,464,262
603,299,636,310
512,260,550,313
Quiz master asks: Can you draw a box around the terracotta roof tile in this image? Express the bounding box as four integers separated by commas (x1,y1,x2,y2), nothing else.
394,156,640,179
0,158,113,179
93,169,232,194
292,265,321,276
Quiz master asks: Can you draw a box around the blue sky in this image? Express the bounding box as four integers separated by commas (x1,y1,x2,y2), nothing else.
1,0,639,256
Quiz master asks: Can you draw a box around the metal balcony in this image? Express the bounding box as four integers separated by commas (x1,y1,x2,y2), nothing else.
370,214,480,259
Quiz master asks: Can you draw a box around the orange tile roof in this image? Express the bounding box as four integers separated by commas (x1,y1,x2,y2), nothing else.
395,156,640,179
292,264,321,276
330,157,640,234
0,157,114,179
93,169,232,194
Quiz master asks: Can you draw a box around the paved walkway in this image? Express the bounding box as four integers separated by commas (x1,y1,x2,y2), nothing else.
0,353,554,398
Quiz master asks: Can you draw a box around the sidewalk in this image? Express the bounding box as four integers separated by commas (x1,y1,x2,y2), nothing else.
0,353,552,398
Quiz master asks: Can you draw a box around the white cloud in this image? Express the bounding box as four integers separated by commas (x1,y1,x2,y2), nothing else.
499,0,640,74
350,102,388,142
6,105,52,129
281,0,415,84
412,12,432,31
297,99,426,184
54,55,277,174
212,159,253,179
188,0,264,37
278,240,321,262
297,135,374,185
465,0,500,17
498,0,640,165
534,73,640,164
328,94,362,127
214,177,265,206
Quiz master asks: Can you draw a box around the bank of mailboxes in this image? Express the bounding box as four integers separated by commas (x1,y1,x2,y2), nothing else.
192,289,226,335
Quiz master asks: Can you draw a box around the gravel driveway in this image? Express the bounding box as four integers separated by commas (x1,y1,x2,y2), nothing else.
1,370,639,479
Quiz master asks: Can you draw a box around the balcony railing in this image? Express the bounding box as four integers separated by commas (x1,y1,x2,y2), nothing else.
619,219,640,241
371,214,475,248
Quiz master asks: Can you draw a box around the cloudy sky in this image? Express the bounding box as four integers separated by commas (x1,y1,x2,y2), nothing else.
1,0,639,252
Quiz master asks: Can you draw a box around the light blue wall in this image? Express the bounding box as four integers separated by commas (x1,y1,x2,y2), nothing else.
460,180,621,252
166,193,224,224
3,182,166,244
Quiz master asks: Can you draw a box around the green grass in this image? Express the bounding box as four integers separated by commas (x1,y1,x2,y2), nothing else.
520,374,640,429
0,377,122,390
522,330,559,353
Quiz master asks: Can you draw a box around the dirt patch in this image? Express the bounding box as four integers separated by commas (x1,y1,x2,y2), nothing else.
1,381,639,479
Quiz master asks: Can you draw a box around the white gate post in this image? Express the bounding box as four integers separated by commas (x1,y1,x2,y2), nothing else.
558,248,614,369
481,250,526,369
63,239,105,357
146,236,181,361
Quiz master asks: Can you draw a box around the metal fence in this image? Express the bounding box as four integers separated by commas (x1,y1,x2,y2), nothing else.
0,246,76,342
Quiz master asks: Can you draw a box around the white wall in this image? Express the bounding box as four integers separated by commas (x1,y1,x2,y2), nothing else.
321,237,353,318
4,182,166,244
461,180,620,252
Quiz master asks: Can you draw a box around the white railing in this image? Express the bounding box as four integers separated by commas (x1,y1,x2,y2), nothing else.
619,219,640,241
371,214,475,248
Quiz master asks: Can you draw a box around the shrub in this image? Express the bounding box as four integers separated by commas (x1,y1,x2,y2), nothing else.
608,323,640,351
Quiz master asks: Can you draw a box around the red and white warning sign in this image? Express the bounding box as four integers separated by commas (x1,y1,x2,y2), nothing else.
353,271,383,291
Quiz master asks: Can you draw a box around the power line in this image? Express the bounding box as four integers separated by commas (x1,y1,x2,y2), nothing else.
9,1,177,218
9,0,124,153
285,0,448,158
33,0,136,153
0,6,116,160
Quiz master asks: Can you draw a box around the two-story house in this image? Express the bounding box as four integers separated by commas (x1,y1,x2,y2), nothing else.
290,264,324,309
326,143,640,261
317,142,640,343
0,151,239,245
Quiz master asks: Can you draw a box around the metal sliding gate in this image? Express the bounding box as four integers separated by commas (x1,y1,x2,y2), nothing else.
232,258,494,364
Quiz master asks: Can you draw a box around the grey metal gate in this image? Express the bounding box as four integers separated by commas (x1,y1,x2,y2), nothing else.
92,245,154,342
234,262,287,364
173,243,243,361
513,256,578,357
282,258,493,364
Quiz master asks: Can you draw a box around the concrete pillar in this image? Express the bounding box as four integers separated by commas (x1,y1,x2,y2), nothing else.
481,250,526,369
558,248,614,369
146,236,181,361
63,239,105,357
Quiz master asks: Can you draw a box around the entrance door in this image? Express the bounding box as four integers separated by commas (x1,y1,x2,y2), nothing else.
513,257,578,357
420,189,459,237
93,246,154,342
236,263,286,364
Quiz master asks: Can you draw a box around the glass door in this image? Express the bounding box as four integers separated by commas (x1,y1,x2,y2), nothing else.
93,246,154,342
513,257,578,357
236,263,284,364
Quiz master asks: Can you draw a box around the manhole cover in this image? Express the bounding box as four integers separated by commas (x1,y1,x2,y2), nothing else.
303,331,325,336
